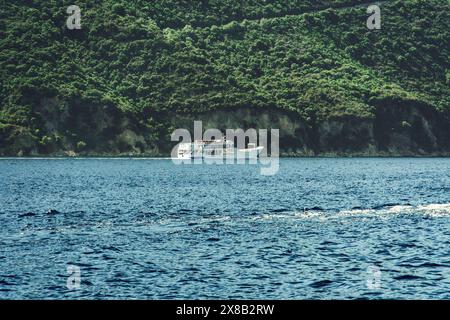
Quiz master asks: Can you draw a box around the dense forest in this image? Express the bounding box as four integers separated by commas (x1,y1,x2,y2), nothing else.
0,0,449,156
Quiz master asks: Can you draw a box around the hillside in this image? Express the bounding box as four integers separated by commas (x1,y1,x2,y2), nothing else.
0,0,449,156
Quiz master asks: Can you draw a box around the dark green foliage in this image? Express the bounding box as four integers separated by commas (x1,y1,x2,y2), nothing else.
0,0,449,154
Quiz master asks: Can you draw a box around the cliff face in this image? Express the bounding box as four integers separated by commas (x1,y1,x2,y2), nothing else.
2,101,450,157
171,104,450,156
0,97,159,156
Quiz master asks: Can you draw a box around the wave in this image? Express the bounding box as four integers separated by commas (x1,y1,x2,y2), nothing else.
254,202,450,221
12,203,450,237
416,203,450,214
337,203,450,217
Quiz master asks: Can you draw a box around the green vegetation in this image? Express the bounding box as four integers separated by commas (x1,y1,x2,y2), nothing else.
0,0,449,155
113,0,372,28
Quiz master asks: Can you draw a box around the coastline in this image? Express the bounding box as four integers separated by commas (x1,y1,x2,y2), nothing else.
2,152,450,159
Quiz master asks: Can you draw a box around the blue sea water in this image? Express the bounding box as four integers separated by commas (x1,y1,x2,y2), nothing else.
1,158,450,299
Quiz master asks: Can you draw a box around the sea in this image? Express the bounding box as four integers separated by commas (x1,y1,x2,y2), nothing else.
1,158,450,299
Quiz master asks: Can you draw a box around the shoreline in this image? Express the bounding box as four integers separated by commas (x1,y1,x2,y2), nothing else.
2,154,450,159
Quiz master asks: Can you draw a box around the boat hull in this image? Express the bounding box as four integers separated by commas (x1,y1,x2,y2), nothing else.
175,145,264,160
235,146,264,160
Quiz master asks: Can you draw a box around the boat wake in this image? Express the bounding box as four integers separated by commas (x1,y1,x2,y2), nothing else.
11,203,450,239
254,202,450,221
339,203,450,217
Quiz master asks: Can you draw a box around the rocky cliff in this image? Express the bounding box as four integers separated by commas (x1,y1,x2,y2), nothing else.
2,100,450,157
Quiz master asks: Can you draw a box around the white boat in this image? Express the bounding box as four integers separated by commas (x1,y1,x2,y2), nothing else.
176,139,264,160
236,143,265,159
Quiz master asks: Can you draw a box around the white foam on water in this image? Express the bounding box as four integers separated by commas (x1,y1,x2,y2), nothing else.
280,203,450,221
294,210,327,219
251,210,327,221
255,213,290,220
416,203,450,216
387,205,414,213
339,208,375,216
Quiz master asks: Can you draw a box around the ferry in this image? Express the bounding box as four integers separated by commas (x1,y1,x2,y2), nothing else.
176,139,264,160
